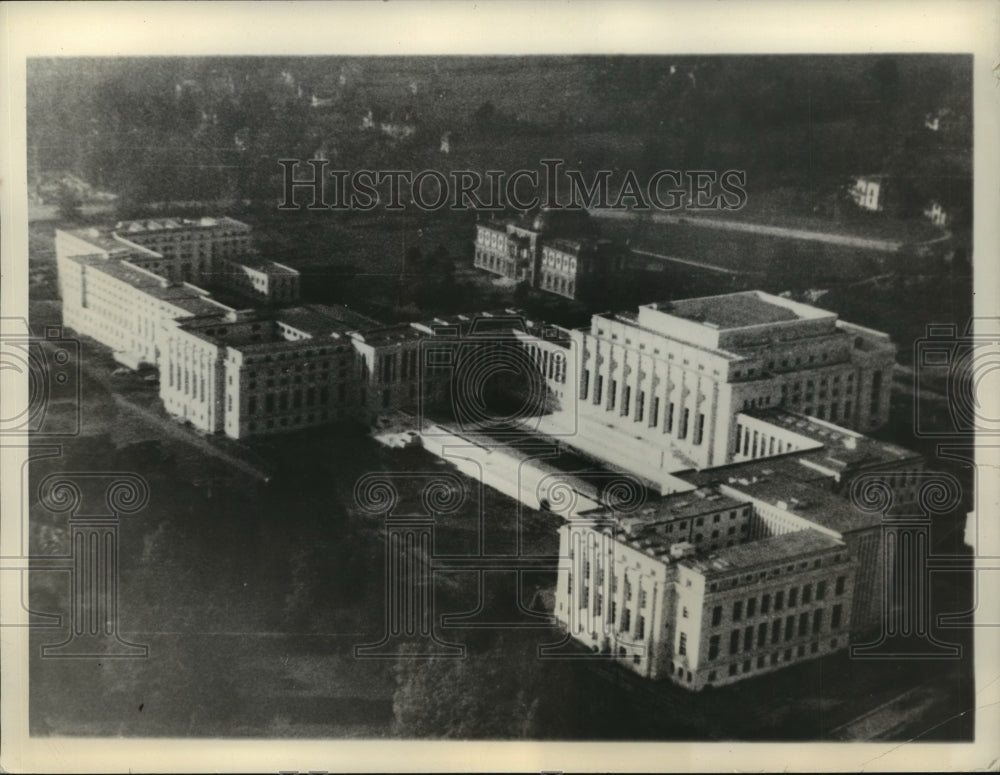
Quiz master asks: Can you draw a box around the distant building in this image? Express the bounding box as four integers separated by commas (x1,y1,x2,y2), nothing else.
923,200,950,227
361,107,417,140
473,208,624,300
923,107,952,132
849,175,887,212
538,238,627,301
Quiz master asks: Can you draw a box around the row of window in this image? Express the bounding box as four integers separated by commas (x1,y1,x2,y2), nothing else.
708,556,846,592
540,272,576,298
245,409,339,435
474,250,510,273
244,384,347,415
376,349,420,384
701,638,842,683
584,372,709,445
243,346,344,366
526,344,567,384
708,604,845,659
733,422,800,459
541,250,578,272
735,352,853,380
712,577,846,627
168,360,208,402
587,335,718,374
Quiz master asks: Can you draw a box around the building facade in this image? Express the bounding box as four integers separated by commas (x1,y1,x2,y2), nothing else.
538,238,628,301
473,208,623,300
56,247,233,369
111,216,253,284
539,291,895,486
162,306,366,438
850,175,887,212
216,256,301,304
553,449,881,691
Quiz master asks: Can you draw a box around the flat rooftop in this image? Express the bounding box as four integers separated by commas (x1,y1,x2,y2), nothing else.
749,408,920,471
681,529,844,575
277,304,380,337
114,215,249,234
226,255,299,275
582,486,747,535
68,254,232,318
729,473,882,533
658,291,804,329
351,324,427,347
684,457,883,536
61,227,139,257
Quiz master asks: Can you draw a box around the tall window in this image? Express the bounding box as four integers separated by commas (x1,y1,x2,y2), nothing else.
678,632,687,656
694,412,706,445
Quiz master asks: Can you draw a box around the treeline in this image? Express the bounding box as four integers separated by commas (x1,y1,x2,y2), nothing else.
27,55,972,222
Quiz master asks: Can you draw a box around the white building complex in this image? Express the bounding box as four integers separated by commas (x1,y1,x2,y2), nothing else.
55,216,931,696
55,217,443,438
551,410,925,691
527,290,895,490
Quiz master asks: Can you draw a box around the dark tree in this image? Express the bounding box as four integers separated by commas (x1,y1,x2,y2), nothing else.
56,187,82,221
391,637,541,738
